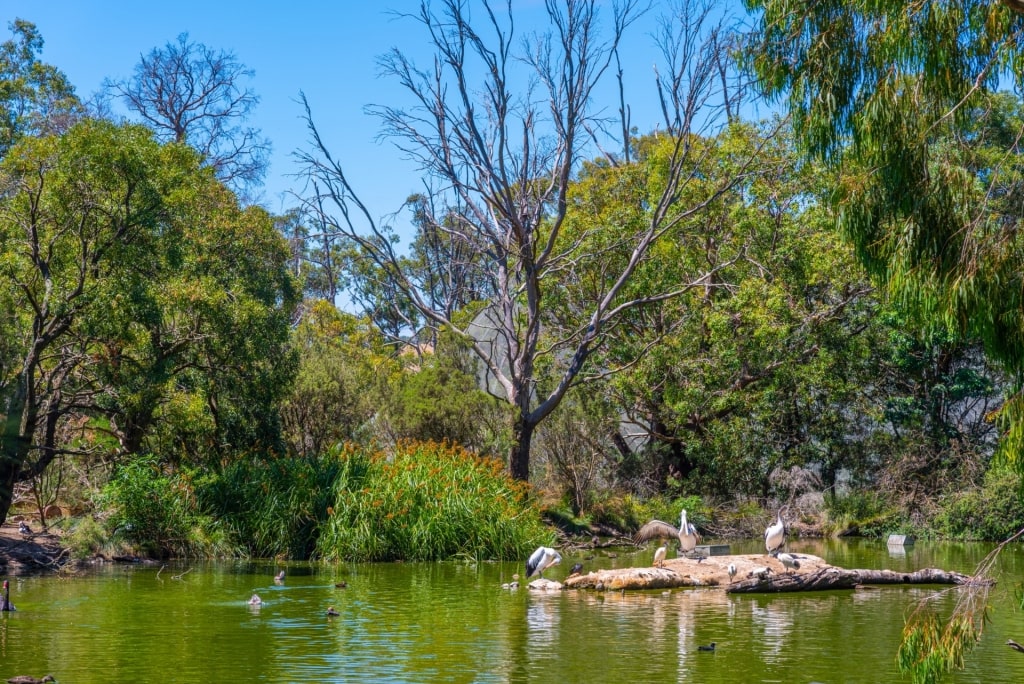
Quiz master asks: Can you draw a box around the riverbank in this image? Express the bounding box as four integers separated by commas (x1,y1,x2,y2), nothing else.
0,520,71,574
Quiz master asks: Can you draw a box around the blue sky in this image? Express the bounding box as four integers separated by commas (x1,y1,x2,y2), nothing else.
4,1,753,223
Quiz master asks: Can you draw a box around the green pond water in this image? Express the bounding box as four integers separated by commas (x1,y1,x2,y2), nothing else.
2,538,1023,683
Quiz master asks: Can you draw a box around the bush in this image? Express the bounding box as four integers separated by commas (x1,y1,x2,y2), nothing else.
100,458,235,558
822,490,901,537
930,467,1024,541
316,441,552,562
197,452,342,559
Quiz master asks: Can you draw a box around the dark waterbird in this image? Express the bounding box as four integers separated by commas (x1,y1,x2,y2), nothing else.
1,580,15,612
327,606,341,617
698,643,716,652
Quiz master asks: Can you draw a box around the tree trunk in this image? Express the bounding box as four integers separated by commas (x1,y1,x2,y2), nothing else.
0,381,33,526
727,567,983,593
510,414,534,482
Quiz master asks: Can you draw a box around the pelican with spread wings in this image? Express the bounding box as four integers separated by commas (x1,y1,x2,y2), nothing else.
635,509,701,558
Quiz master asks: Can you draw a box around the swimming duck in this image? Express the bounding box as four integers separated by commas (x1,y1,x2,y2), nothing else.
698,642,716,652
327,606,340,617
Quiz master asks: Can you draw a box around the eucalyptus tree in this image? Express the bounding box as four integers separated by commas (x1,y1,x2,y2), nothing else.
300,0,776,481
107,33,270,196
743,1,1024,460
0,119,297,525
0,19,82,158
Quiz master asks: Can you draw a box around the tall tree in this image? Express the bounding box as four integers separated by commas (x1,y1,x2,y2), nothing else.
0,19,82,158
300,0,774,481
107,33,270,196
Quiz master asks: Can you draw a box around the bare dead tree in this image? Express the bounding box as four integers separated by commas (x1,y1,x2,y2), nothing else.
299,0,771,482
107,33,270,196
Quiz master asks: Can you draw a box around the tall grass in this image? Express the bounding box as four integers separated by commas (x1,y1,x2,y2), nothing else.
316,441,552,562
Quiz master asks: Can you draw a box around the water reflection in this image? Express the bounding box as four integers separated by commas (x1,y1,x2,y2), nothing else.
1,542,1022,682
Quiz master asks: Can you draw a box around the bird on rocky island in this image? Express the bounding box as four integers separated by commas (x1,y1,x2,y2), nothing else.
727,563,737,583
526,546,562,579
568,562,584,577
776,552,801,574
635,509,701,558
765,507,788,555
653,545,667,568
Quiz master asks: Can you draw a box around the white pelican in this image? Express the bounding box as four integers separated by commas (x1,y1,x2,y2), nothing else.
653,545,667,568
274,570,285,584
764,507,788,555
777,552,801,574
635,509,702,558
526,546,562,578
727,563,737,583
248,593,262,605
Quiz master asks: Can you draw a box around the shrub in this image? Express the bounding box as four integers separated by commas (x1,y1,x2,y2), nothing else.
100,458,235,558
930,467,1024,541
316,441,552,562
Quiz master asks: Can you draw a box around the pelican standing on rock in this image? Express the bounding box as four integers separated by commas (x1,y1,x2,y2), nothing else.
1,580,15,612
635,509,702,558
526,546,562,579
765,507,788,555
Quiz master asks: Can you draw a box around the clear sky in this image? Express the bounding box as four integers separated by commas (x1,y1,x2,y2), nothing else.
3,1,753,223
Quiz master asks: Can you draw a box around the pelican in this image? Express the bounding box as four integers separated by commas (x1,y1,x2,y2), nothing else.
1,580,15,612
764,506,788,555
777,552,801,574
248,593,262,606
635,509,701,558
653,544,667,568
274,570,285,584
526,546,562,578
727,563,737,583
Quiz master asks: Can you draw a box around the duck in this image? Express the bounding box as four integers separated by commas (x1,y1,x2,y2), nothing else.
765,507,788,555
526,546,562,579
635,509,701,558
1,579,15,612
326,606,340,617
698,642,716,652
7,677,55,684
248,593,262,606
334,581,347,589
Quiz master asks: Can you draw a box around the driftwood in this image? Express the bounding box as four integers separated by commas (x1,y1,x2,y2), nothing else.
726,566,984,593
560,552,987,593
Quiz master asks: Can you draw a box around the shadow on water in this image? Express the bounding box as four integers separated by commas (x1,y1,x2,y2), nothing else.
1,541,1023,682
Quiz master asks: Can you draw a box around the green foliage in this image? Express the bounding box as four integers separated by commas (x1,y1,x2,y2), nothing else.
930,467,1024,540
100,458,236,558
197,453,342,559
317,441,551,562
822,491,901,538
62,517,109,561
590,493,709,534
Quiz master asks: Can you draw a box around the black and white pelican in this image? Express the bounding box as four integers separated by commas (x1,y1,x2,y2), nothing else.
635,509,701,557
764,507,788,555
526,546,562,578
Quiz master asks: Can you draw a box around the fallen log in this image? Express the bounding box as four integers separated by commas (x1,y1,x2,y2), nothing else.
726,566,987,594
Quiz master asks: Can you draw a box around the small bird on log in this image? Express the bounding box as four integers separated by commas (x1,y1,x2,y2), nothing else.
748,566,773,580
1007,638,1024,653
698,642,716,652
1,580,15,612
776,553,801,574
526,546,562,579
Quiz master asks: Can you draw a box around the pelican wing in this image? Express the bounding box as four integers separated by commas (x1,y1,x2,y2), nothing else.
634,519,680,543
